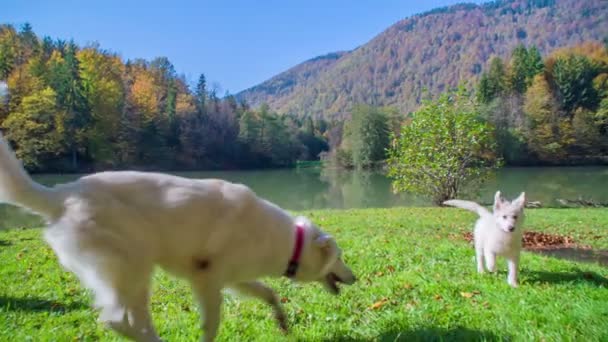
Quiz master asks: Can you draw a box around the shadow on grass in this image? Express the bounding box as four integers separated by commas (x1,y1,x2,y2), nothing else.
525,270,608,287
529,247,608,267
0,296,88,313
0,239,11,246
318,326,508,341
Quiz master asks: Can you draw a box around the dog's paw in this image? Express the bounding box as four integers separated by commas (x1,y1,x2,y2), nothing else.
275,313,289,334
508,281,518,288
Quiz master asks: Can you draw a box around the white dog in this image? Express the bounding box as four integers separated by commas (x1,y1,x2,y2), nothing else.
444,191,525,287
0,133,356,341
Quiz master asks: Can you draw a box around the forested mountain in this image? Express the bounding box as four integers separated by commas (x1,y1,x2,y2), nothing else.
237,0,608,117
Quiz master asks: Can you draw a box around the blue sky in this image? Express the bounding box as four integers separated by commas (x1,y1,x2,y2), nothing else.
3,0,483,93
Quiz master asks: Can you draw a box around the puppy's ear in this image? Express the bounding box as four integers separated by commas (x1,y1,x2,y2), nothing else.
494,191,504,211
513,192,526,209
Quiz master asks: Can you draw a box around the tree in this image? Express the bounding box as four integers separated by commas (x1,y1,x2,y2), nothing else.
509,45,529,94
195,73,207,114
524,75,574,161
526,46,544,79
388,89,500,205
77,48,125,166
0,25,18,80
2,87,64,169
345,105,390,169
238,110,261,147
550,54,599,112
46,42,89,169
478,57,507,103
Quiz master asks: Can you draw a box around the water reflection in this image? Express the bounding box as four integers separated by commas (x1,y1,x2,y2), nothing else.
0,166,606,229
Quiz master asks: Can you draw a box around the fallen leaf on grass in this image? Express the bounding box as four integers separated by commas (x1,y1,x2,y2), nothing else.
434,294,442,301
369,298,389,310
403,283,414,290
387,265,395,273
460,290,481,299
280,297,289,303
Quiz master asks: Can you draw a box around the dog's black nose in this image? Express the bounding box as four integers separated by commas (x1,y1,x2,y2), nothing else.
508,227,515,232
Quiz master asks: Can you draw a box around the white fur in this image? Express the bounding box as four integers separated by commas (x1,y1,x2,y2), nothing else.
0,133,356,342
444,191,526,288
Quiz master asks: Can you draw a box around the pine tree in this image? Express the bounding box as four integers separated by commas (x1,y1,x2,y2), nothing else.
526,46,544,79
551,54,599,112
478,57,507,103
195,73,207,114
509,45,528,94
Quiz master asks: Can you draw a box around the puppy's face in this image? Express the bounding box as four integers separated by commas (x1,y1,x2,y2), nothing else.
493,191,526,233
295,218,356,295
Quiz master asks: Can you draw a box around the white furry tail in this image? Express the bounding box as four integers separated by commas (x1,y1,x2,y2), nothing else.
0,133,62,219
443,199,491,217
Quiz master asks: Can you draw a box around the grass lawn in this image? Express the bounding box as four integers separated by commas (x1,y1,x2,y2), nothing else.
1,208,607,341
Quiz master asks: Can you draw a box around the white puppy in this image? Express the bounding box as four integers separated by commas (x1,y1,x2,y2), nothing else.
444,191,525,287
0,133,356,342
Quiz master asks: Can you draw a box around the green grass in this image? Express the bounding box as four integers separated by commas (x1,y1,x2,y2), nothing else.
1,208,607,341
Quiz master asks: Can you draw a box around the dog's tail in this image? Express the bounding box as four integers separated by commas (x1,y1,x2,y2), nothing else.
0,133,62,219
443,199,491,217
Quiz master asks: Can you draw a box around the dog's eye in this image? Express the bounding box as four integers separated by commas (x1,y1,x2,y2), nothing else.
513,215,518,220
503,215,507,219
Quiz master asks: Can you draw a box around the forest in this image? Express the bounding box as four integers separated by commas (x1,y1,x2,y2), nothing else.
327,41,608,168
0,24,328,172
1,23,607,172
477,42,608,164
237,0,608,118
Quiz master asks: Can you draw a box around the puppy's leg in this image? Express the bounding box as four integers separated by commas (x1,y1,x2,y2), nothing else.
506,255,519,288
192,280,223,342
475,241,484,274
484,250,496,273
231,281,288,333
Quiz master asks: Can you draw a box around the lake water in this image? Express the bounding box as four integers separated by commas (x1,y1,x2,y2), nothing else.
0,166,607,229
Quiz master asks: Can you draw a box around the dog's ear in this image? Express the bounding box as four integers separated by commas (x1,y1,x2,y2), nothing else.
315,234,337,255
513,192,526,209
494,191,504,211
315,234,339,274
295,216,313,229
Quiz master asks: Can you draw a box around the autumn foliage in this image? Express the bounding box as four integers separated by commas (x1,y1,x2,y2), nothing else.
0,24,329,171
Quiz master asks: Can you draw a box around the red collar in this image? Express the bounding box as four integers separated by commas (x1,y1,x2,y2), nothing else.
284,224,305,278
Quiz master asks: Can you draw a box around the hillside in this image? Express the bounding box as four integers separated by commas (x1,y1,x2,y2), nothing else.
236,0,608,117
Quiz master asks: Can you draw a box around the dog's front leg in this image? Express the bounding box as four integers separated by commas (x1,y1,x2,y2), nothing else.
231,281,288,333
484,250,496,273
506,255,519,288
475,244,484,274
193,282,223,342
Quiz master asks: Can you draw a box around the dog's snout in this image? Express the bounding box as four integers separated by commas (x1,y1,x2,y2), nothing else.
344,274,357,285
508,226,515,232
